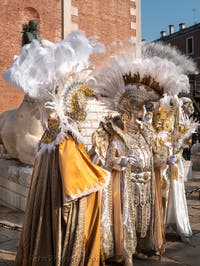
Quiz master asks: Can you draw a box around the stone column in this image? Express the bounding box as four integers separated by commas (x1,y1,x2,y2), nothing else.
62,0,78,38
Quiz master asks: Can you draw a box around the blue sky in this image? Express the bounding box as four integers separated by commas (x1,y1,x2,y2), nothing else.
141,0,200,41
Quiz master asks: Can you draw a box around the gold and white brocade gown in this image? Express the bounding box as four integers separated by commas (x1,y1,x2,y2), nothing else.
152,130,172,225
127,124,164,254
90,120,137,261
91,118,164,259
152,105,192,240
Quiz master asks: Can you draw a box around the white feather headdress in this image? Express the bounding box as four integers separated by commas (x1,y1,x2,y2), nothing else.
95,53,190,114
4,30,104,100
153,93,197,146
3,30,105,145
142,41,198,75
4,30,104,123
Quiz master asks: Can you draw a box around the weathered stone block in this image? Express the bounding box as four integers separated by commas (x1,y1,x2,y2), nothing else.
0,159,32,211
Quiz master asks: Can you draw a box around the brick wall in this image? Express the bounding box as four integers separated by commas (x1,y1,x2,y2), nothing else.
0,0,62,113
70,0,140,144
70,0,139,66
71,0,136,45
0,0,141,147
0,0,140,113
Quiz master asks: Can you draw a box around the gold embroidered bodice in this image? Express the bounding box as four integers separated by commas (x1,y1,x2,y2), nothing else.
104,124,154,237
40,118,61,144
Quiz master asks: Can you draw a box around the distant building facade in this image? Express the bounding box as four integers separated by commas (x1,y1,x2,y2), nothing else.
0,0,141,113
155,22,200,122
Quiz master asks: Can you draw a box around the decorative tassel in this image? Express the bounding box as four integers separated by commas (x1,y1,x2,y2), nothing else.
169,163,179,180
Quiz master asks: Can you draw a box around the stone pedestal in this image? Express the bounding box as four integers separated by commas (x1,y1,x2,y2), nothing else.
191,142,200,171
0,158,32,211
182,159,193,181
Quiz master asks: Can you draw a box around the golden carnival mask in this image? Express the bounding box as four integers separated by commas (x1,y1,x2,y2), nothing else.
65,84,94,122
153,105,175,132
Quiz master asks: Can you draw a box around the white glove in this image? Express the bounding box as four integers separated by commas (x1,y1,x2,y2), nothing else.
167,155,177,165
120,155,136,167
120,157,129,167
127,155,137,165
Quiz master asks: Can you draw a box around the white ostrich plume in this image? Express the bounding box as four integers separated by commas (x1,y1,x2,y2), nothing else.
3,30,105,102
95,54,190,113
142,41,198,75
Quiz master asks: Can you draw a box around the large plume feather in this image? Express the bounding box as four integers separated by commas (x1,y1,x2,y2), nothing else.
3,30,105,101
142,41,198,75
95,54,190,113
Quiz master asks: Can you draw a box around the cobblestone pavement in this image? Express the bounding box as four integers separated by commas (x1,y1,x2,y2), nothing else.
0,172,199,266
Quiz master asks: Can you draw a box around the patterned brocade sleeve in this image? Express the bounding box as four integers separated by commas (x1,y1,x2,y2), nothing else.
106,137,126,171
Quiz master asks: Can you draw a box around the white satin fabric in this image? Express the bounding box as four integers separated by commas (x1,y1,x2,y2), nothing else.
166,155,192,238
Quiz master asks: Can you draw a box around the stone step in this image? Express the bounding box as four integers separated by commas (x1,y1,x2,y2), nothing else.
0,159,32,211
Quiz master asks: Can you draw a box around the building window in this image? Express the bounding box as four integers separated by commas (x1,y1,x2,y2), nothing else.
186,37,194,55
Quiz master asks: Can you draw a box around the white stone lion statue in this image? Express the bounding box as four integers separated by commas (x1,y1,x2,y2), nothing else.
0,95,44,165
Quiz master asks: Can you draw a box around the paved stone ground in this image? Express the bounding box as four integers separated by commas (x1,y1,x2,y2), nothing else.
0,172,199,266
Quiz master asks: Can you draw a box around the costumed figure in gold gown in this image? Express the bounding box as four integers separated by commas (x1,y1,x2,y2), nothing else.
91,50,192,263
153,95,197,242
4,30,110,266
90,114,137,265
151,95,176,226
142,42,198,243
